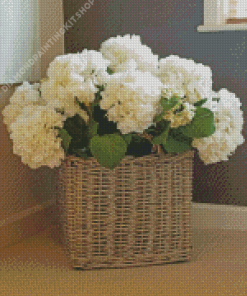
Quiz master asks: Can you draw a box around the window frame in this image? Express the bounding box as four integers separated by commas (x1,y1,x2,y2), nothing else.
197,0,247,32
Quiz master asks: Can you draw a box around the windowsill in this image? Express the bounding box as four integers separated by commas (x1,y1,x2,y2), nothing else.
197,23,247,32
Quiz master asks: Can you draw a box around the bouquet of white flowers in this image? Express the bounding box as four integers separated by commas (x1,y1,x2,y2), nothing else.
2,34,245,169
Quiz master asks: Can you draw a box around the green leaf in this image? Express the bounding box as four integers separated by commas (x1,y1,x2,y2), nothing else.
131,134,143,143
126,135,152,157
72,148,89,159
75,97,90,116
63,114,87,138
212,97,220,103
154,112,165,123
162,127,193,153
62,114,89,153
98,85,105,92
154,96,180,123
180,107,215,138
58,128,72,152
194,98,207,107
89,134,127,169
122,134,132,145
152,121,170,145
92,87,104,107
174,104,185,114
88,119,98,138
162,136,192,153
92,106,119,136
161,96,180,111
107,67,114,75
144,125,156,134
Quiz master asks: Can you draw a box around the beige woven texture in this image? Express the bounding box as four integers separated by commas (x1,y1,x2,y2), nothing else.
56,150,194,270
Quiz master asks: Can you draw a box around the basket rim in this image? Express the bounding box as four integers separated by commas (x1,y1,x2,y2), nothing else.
60,149,195,168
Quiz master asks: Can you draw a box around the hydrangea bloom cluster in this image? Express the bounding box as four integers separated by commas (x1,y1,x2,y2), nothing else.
100,70,163,134
100,34,159,74
192,89,245,164
2,82,45,132
2,34,245,169
163,101,196,128
160,88,196,128
156,55,213,104
9,105,66,169
41,50,110,120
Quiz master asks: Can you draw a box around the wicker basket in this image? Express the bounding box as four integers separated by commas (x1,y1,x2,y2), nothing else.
56,150,194,270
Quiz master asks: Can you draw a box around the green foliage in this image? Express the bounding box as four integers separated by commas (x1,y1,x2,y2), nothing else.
92,86,104,107
180,107,215,138
62,114,89,155
154,96,180,123
58,128,72,153
173,104,185,114
58,92,216,163
151,121,170,145
162,136,192,153
161,96,180,111
122,134,133,145
162,127,193,153
89,134,127,169
194,98,207,107
71,148,89,159
144,125,156,133
92,106,119,136
75,98,90,116
125,134,153,157
88,119,98,138
107,67,114,75
212,97,220,103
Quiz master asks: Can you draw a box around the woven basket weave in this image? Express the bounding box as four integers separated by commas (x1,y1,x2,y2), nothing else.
56,150,194,270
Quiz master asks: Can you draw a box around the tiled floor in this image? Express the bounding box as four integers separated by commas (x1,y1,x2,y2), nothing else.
0,224,246,296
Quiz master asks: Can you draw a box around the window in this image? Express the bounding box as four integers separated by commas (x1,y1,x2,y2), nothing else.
197,0,247,32
226,0,247,24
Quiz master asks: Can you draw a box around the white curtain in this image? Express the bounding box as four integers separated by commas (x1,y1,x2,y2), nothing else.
0,0,64,84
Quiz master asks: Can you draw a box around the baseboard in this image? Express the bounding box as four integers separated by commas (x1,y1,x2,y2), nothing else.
1,200,246,249
0,199,57,249
191,202,247,231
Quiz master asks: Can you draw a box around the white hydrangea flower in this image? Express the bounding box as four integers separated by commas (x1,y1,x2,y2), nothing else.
157,87,195,128
201,91,218,113
100,34,159,74
2,104,24,132
46,50,109,82
164,101,196,128
114,59,138,73
161,86,185,100
100,70,163,134
67,76,97,107
40,81,89,122
192,89,245,164
2,82,45,132
41,50,110,118
157,55,213,104
46,54,79,82
14,82,41,102
79,49,110,85
9,105,67,169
